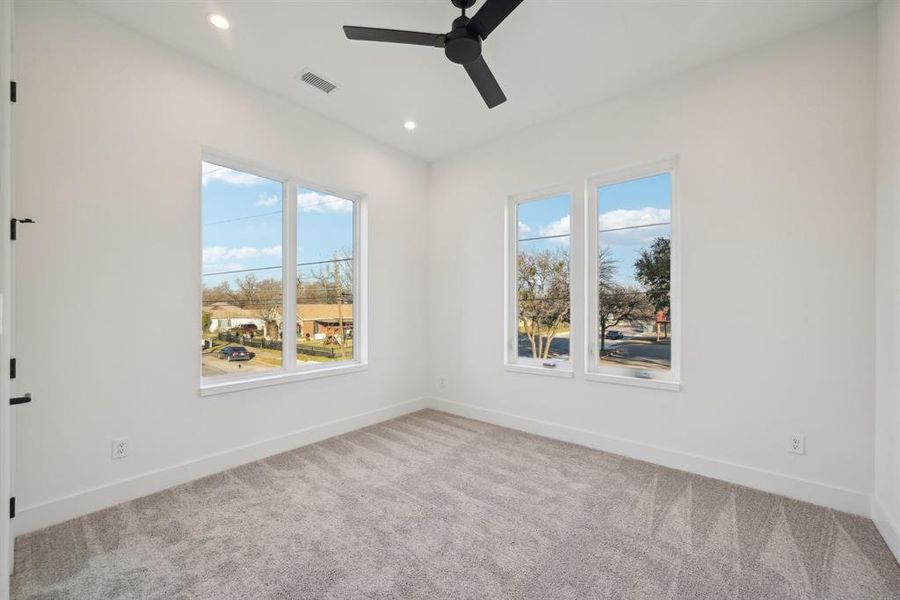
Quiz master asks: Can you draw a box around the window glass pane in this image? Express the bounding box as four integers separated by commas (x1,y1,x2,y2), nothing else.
201,161,283,377
516,194,571,362
296,187,354,364
597,173,672,371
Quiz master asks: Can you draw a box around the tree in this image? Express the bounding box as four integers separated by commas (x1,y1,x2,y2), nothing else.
517,248,569,360
634,237,670,315
229,274,283,340
302,251,352,304
598,248,650,351
309,252,353,359
202,281,233,305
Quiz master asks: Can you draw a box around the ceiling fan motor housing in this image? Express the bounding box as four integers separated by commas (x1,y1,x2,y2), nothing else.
445,16,482,65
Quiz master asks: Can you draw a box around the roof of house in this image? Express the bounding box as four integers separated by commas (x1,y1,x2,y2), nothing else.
204,303,259,319
204,302,353,321
297,304,353,321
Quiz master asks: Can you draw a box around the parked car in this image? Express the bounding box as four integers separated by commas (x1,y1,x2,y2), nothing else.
216,346,251,361
605,330,625,340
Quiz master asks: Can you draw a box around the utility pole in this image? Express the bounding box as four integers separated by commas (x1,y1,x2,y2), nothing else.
334,255,346,360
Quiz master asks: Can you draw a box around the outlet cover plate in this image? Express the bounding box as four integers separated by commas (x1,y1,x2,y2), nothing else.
112,437,129,460
787,433,805,455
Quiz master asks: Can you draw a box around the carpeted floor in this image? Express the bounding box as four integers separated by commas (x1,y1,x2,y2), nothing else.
11,409,900,599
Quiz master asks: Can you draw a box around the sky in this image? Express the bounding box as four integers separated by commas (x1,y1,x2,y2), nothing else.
516,173,671,287
201,161,354,293
598,172,671,286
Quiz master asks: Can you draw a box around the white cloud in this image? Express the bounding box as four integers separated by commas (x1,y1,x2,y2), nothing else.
202,163,269,187
256,193,280,207
517,221,531,237
539,215,570,238
202,245,282,263
599,207,670,231
297,191,353,214
599,207,670,245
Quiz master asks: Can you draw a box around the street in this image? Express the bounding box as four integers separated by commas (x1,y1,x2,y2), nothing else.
201,352,273,377
600,335,671,369
517,332,671,369
517,332,570,359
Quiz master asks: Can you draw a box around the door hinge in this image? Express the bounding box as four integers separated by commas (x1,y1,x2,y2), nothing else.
9,81,15,103
9,497,14,519
10,217,34,240
9,357,15,379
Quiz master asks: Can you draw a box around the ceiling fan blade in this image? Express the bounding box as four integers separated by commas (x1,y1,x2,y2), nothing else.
467,0,524,40
463,56,506,108
343,26,446,48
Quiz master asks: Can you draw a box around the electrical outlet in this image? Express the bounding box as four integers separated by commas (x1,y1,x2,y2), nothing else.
787,433,805,455
437,376,447,389
111,437,129,460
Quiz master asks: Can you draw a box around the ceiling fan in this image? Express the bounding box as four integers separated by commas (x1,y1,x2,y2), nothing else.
343,0,524,109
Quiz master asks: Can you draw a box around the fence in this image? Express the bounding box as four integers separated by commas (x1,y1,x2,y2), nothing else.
217,332,343,359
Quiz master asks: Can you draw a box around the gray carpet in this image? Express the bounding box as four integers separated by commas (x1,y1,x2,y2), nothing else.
11,409,900,599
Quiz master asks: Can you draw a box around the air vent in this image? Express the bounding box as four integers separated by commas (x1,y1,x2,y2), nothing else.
299,70,337,94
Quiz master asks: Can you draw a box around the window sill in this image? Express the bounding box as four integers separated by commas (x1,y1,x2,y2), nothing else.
504,363,574,379
584,372,680,391
200,362,367,397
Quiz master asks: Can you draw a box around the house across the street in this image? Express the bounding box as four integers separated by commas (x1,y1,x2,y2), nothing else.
204,301,352,341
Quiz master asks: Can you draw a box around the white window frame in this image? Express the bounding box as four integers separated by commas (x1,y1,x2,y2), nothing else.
585,158,680,391
200,150,368,396
504,188,575,378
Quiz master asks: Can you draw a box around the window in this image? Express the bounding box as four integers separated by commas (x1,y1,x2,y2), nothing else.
587,160,679,389
201,163,284,377
506,192,573,375
296,187,355,365
201,157,365,392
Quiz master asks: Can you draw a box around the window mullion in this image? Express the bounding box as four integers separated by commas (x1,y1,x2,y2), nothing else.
283,180,298,369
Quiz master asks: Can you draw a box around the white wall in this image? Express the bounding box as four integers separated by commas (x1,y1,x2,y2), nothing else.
427,10,877,515
874,0,900,560
11,1,428,534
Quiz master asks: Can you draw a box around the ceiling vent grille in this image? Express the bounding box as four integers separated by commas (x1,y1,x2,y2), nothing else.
299,70,337,94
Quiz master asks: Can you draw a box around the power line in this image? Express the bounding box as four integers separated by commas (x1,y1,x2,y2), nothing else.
599,221,670,233
516,223,670,243
203,210,282,227
518,233,570,243
203,257,353,278
296,257,352,267
203,265,282,277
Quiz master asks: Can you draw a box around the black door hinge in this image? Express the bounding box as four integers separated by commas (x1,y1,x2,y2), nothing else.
9,358,15,379
9,81,15,103
9,497,14,519
10,218,34,240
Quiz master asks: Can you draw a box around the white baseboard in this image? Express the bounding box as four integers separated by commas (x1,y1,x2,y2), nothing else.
14,396,879,541
428,397,871,517
871,495,900,562
14,397,429,537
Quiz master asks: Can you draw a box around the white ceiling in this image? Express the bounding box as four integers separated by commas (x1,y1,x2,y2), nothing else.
79,0,872,161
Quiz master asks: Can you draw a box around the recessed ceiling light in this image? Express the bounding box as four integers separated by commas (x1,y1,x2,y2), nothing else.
404,121,416,131
208,13,230,30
